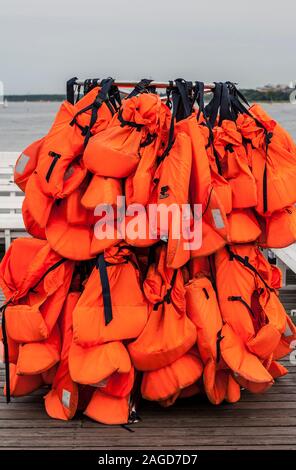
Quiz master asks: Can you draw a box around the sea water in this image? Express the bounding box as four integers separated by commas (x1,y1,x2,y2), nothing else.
0,101,296,151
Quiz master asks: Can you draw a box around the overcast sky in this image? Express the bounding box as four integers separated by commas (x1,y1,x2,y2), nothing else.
1,0,296,94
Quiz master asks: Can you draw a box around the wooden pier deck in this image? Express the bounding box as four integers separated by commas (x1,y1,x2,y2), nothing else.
0,358,295,450
0,288,295,450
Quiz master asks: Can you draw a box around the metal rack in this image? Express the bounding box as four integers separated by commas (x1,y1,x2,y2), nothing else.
74,79,216,91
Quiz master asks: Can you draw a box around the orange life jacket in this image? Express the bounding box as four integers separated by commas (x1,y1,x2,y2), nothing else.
44,291,81,421
72,244,147,346
128,245,196,370
83,92,164,179
22,83,116,229
258,206,296,248
141,348,203,403
215,245,289,360
147,131,192,268
35,83,114,198
227,209,261,244
237,104,296,215
0,238,74,402
14,137,45,192
211,84,257,209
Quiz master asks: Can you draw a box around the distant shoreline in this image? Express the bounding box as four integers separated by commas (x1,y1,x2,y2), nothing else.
4,89,294,103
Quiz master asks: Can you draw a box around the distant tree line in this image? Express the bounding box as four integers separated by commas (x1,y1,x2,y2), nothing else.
240,89,291,102
5,89,293,103
6,94,66,102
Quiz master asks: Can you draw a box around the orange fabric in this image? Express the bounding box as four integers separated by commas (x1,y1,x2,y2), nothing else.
81,174,122,211
83,93,164,178
215,245,287,356
148,132,192,268
84,390,129,425
141,350,203,402
185,275,224,404
128,245,196,370
0,238,74,343
227,209,261,244
258,206,296,248
45,292,81,420
237,104,296,215
213,120,257,209
72,245,147,345
69,341,131,385
14,137,44,191
35,87,112,198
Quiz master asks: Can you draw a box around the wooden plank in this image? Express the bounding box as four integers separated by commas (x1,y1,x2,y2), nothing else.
0,430,296,448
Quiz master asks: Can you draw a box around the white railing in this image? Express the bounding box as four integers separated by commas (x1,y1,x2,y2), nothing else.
0,152,26,250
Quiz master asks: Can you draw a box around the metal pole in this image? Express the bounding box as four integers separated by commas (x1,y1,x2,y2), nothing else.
74,79,216,90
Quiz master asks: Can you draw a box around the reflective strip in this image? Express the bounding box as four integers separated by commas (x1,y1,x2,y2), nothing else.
62,389,71,408
212,208,225,229
284,323,293,337
15,153,30,174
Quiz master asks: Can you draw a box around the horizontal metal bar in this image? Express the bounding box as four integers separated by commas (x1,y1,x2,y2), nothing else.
74,79,216,90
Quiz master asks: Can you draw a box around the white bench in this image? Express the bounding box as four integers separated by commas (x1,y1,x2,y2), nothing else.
0,152,27,250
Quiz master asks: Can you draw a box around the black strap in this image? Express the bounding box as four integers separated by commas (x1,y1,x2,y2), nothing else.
216,328,224,363
96,254,113,326
75,84,82,104
263,164,268,213
195,81,205,120
203,287,210,299
165,82,174,109
212,145,223,175
205,82,222,128
0,299,13,403
29,258,67,293
228,295,255,318
117,109,144,131
159,89,180,161
66,77,78,104
45,151,61,182
69,78,116,145
219,83,236,124
127,79,153,99
153,269,178,310
109,85,122,112
174,78,193,119
226,246,273,291
83,78,115,146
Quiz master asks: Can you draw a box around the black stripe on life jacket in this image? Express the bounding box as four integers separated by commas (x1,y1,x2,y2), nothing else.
139,132,157,148
153,269,178,310
127,79,154,99
0,299,13,403
203,287,210,299
96,254,113,326
216,328,224,363
117,109,143,131
262,132,273,214
228,295,255,318
29,258,67,293
226,246,273,292
45,151,61,182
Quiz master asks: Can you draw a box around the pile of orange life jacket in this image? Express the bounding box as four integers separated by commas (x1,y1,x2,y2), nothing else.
1,78,296,425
